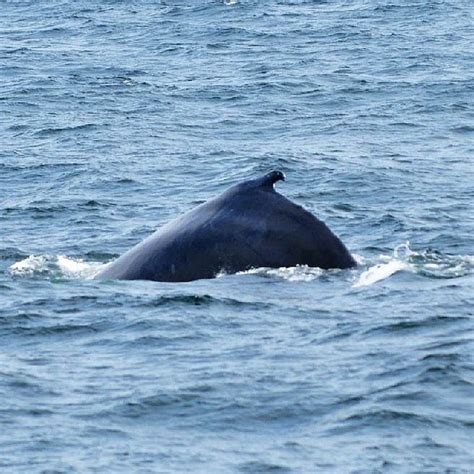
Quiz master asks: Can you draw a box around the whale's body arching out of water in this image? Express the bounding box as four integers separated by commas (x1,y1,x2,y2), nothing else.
94,171,356,282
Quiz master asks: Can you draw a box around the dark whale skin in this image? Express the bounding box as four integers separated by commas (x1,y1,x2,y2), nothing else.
94,171,356,282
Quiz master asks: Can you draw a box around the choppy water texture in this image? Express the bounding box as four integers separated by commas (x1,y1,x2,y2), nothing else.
1,1,473,472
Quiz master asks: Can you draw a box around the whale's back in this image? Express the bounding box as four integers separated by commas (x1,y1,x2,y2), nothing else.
94,172,356,282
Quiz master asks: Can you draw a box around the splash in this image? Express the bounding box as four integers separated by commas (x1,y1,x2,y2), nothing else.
353,259,410,288
57,256,105,279
9,255,105,280
8,245,472,286
9,255,49,275
353,242,473,288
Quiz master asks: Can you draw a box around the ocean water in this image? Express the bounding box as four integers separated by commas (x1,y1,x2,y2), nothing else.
1,0,473,472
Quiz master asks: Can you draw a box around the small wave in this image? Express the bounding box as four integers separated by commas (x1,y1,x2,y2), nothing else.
362,315,467,337
34,123,101,137
9,255,104,279
353,243,474,288
238,461,290,473
450,125,474,134
106,391,206,420
11,324,99,338
0,247,28,261
144,294,270,309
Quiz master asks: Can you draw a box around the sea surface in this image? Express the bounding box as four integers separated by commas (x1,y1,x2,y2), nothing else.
1,1,473,472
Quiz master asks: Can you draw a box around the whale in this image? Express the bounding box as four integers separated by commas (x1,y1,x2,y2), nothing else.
94,171,356,282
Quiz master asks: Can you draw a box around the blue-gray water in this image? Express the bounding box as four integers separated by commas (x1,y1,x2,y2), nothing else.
1,1,473,472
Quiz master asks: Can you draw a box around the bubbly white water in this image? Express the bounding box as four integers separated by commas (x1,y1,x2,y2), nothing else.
9,255,48,275
9,255,104,279
10,243,472,286
353,242,474,287
353,259,409,288
237,265,325,282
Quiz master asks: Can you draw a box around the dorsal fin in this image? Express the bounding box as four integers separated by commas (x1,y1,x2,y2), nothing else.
256,170,286,189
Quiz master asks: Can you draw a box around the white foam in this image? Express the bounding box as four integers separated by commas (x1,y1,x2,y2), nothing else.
9,255,105,279
237,265,324,282
353,259,409,288
352,253,366,265
353,241,474,287
463,255,474,265
9,255,48,275
9,245,473,285
56,256,104,279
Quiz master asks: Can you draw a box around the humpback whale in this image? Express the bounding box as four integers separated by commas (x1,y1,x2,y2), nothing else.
94,171,356,282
